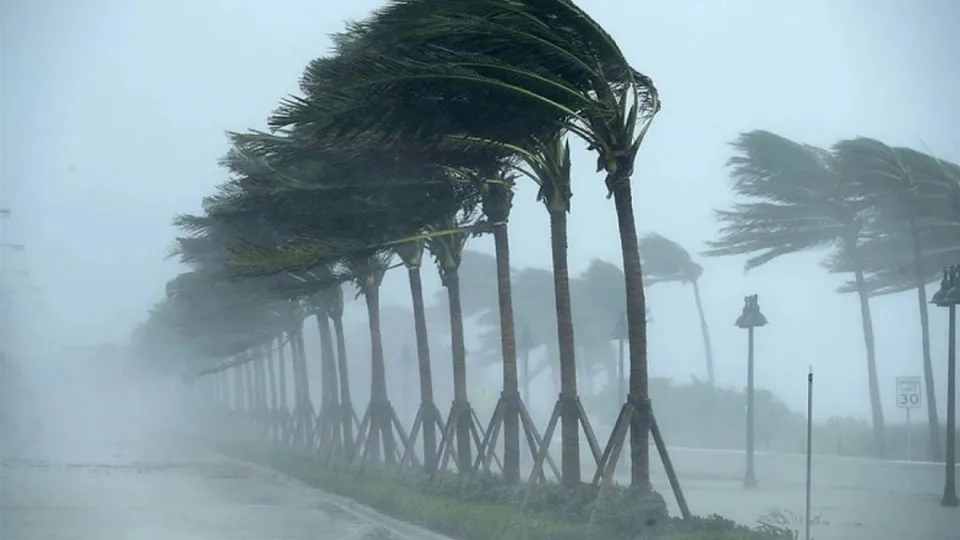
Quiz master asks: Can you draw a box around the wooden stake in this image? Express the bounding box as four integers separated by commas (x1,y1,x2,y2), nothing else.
400,401,445,474
592,398,690,519
472,393,552,480
528,396,600,484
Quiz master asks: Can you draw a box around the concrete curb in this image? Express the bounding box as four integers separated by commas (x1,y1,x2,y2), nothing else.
215,451,455,540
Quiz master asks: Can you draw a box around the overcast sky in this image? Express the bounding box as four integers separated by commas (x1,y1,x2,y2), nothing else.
3,0,959,419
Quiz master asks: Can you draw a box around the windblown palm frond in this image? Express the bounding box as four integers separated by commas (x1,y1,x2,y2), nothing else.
833,138,956,223
525,133,573,212
827,139,960,295
639,233,702,284
704,130,868,270
426,204,484,285
345,251,396,294
272,0,658,181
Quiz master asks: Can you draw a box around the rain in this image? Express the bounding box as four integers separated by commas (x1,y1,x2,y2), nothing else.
1,1,959,539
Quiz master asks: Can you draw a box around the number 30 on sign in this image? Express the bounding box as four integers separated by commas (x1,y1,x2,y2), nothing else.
896,376,922,409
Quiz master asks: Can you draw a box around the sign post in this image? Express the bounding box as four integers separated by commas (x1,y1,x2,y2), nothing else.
896,376,922,460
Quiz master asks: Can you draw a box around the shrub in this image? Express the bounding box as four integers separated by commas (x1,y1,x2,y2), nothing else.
218,440,793,540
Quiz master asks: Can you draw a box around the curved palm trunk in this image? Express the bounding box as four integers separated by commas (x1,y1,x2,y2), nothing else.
364,285,395,464
492,221,521,481
445,266,472,470
610,177,651,487
549,209,581,485
910,218,942,461
316,312,341,451
331,314,354,454
407,265,438,471
852,262,887,458
691,279,716,385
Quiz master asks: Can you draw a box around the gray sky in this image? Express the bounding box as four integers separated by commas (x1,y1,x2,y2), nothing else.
3,0,958,419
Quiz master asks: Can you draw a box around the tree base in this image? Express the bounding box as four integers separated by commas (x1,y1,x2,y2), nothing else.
472,392,554,482
313,403,344,460
400,401,445,474
593,395,691,520
528,394,600,485
942,486,958,507
351,399,414,470
434,400,490,476
292,403,315,449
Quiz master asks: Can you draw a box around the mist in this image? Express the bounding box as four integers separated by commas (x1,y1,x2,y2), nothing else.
3,0,960,539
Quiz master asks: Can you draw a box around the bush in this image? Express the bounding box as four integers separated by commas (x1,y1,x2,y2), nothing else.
218,441,794,540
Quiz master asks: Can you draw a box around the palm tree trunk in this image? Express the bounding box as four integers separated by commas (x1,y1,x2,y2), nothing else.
549,209,581,486
288,335,303,412
577,347,589,396
910,218,942,461
293,327,314,446
331,314,354,454
287,335,302,441
254,356,266,421
852,265,887,458
364,285,395,464
617,337,626,403
446,266,472,470
266,345,278,412
407,265,438,470
492,221,521,482
317,312,341,449
691,279,716,385
295,328,313,409
609,177,651,487
278,334,288,412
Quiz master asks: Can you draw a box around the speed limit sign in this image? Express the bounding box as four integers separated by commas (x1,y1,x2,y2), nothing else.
896,376,922,409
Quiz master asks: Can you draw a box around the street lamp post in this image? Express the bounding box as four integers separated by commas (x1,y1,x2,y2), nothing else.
736,294,767,489
930,266,959,508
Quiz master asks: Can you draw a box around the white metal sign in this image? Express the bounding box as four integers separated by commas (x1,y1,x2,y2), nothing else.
896,376,922,409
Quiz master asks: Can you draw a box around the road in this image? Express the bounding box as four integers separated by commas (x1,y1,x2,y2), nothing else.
3,363,955,540
576,444,959,540
0,373,442,540
7,436,954,540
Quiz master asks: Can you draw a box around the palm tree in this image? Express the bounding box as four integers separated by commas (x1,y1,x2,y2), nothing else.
705,130,887,457
640,233,715,385
273,0,660,485
524,134,583,485
310,289,342,455
281,299,314,448
395,239,440,471
425,207,481,472
831,139,960,461
432,250,499,321
320,284,356,455
347,252,399,465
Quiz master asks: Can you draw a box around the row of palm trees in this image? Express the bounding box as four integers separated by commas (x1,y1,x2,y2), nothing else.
131,0,662,488
461,127,960,467
705,130,960,461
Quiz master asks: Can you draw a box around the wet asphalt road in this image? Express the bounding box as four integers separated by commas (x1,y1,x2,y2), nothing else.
0,441,396,540
0,371,409,540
